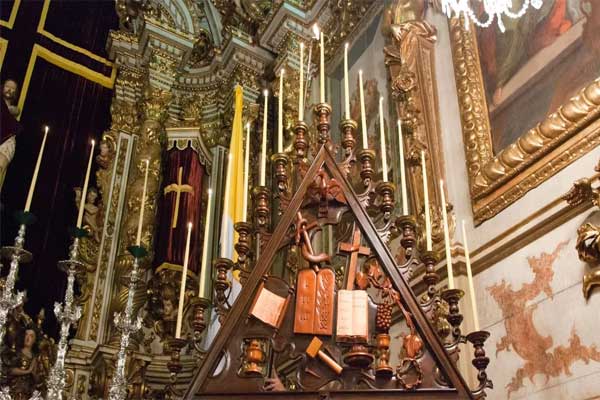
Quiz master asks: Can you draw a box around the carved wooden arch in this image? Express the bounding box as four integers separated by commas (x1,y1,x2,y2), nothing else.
183,145,473,399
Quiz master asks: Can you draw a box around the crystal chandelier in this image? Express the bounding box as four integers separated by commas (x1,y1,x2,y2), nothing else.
441,0,544,32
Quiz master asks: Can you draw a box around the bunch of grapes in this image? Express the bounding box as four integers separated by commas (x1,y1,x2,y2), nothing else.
376,303,393,332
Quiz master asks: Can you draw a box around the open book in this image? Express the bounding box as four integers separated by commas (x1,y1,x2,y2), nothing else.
250,286,288,328
336,289,369,341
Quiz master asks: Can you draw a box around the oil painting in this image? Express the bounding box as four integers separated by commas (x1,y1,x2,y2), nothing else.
477,0,599,153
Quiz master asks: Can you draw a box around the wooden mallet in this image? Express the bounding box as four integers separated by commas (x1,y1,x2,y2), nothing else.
305,337,343,375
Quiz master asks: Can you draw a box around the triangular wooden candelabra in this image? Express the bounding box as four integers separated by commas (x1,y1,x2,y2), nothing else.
184,145,478,399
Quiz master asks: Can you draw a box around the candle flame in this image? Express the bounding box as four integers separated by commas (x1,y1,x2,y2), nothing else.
208,188,213,196
300,42,304,49
359,69,363,75
44,125,49,133
145,159,150,166
91,139,95,146
188,222,193,229
281,68,285,75
246,122,250,129
263,89,269,97
345,42,348,49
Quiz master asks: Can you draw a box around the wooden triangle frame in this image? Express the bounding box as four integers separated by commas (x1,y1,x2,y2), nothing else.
184,146,473,399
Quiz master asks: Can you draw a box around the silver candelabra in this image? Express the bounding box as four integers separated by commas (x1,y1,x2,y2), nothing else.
107,245,146,400
46,230,87,400
0,212,35,373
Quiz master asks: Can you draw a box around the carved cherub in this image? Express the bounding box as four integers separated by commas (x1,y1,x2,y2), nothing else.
74,186,102,241
95,139,114,169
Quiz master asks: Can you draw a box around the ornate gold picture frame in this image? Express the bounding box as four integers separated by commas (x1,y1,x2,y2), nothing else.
449,18,600,225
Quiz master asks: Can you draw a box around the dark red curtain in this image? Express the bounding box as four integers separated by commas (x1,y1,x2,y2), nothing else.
0,0,117,337
155,146,205,274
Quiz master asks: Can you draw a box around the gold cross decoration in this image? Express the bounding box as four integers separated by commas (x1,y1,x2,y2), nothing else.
337,225,371,290
163,166,194,228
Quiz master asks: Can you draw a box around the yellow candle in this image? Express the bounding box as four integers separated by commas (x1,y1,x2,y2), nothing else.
199,189,213,298
260,90,268,186
278,69,284,154
462,220,479,330
440,180,454,289
379,97,388,182
220,153,232,258
344,43,350,120
135,159,149,246
77,140,96,228
299,42,304,121
319,31,325,104
359,70,367,149
176,222,193,338
24,126,49,212
242,123,250,223
397,120,408,215
421,151,431,251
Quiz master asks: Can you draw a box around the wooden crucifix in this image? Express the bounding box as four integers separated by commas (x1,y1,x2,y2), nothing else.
338,225,370,290
163,166,194,228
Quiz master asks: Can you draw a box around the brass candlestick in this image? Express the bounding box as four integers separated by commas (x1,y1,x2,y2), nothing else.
213,257,233,323
340,119,357,158
315,103,332,148
293,120,309,161
377,181,396,221
358,149,376,188
234,221,253,284
466,331,493,398
441,288,465,347
396,215,417,259
421,250,440,300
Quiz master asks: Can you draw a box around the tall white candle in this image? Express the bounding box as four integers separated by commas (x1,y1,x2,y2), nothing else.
421,151,432,251
278,69,284,154
176,222,192,338
24,126,49,212
299,42,304,121
260,90,268,186
220,153,232,258
199,189,213,298
379,97,388,182
77,140,96,228
242,123,250,223
462,220,479,331
440,180,454,289
397,120,408,215
319,31,325,104
135,159,149,246
359,70,367,149
344,43,350,120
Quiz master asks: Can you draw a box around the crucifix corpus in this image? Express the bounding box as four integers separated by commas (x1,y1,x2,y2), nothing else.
164,166,194,228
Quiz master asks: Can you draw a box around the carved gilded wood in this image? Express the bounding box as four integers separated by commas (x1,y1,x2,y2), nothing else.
384,20,455,246
449,18,600,225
